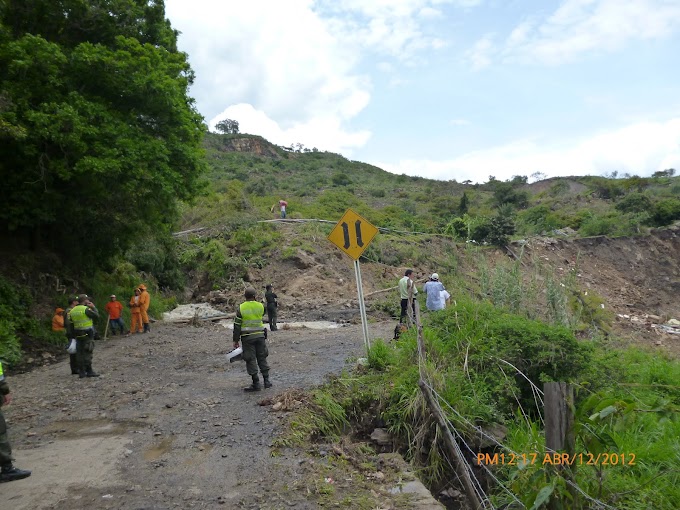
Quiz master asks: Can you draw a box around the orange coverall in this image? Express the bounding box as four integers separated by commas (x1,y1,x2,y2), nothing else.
138,287,150,325
130,293,143,333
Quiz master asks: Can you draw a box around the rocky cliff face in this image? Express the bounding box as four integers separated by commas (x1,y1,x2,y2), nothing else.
217,136,282,158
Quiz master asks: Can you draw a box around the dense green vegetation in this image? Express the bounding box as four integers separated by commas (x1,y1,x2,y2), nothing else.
0,0,205,268
274,268,680,509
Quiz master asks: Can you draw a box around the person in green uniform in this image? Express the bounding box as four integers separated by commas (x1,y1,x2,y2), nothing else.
0,361,31,483
63,295,79,375
68,294,100,378
264,284,278,331
233,288,272,392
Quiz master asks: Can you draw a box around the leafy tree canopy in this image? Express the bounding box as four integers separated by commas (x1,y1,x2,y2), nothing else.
0,0,205,268
215,118,239,134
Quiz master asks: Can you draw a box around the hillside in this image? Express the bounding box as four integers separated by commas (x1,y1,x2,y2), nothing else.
2,133,680,510
2,132,679,371
158,133,680,354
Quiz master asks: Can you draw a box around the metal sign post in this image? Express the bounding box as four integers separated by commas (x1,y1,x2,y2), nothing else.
354,259,370,351
327,209,379,355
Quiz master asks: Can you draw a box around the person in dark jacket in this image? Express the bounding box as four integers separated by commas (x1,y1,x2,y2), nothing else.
233,288,271,392
264,284,278,331
0,361,31,483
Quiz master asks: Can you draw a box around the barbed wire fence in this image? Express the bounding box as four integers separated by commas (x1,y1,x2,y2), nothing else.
407,287,618,510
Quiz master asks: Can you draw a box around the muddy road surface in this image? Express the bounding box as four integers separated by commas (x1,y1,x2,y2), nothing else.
3,320,394,509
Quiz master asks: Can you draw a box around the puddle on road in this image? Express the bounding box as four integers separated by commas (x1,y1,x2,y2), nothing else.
43,419,143,438
144,436,175,461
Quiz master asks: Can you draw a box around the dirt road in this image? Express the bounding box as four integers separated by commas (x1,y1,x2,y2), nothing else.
3,320,394,509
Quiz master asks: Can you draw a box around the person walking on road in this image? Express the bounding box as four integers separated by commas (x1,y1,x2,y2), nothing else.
264,284,278,331
105,295,126,336
233,287,272,392
68,294,100,378
0,361,31,483
138,284,151,333
129,288,143,334
398,269,418,323
63,295,79,375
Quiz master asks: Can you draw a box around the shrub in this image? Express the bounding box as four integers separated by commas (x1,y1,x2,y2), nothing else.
615,192,653,214
367,339,394,371
0,277,32,365
426,299,592,418
649,198,680,226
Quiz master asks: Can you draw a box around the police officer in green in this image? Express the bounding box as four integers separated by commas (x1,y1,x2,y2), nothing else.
0,361,31,483
63,295,79,375
68,294,100,378
233,287,272,392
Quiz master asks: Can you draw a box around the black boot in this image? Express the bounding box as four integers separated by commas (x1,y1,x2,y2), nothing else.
243,375,261,392
262,372,272,388
79,369,86,379
0,464,31,483
86,366,100,377
143,323,151,333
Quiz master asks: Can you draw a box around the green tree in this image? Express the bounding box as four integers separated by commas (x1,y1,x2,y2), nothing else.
0,0,205,267
458,191,469,214
215,118,239,134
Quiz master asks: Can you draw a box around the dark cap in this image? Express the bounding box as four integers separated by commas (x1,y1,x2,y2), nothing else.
68,295,78,303
244,288,257,299
77,294,89,303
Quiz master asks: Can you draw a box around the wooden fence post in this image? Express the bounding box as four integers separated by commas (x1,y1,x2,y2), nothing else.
544,382,574,452
544,382,578,508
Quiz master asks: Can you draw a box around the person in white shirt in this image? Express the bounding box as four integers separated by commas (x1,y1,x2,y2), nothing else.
423,273,446,311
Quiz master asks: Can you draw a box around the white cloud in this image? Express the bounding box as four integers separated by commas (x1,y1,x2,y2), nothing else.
449,118,471,126
469,0,680,68
465,35,495,70
210,104,371,155
373,118,680,182
165,0,373,152
165,0,467,152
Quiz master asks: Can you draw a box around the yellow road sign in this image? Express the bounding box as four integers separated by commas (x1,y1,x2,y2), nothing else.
327,209,379,260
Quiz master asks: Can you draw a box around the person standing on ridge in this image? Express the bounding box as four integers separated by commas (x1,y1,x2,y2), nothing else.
138,284,151,333
233,287,272,392
279,199,288,219
105,295,126,336
0,360,31,483
398,269,418,323
68,294,100,378
264,284,278,331
129,288,143,334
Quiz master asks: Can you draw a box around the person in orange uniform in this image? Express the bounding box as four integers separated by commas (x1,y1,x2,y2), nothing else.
129,288,143,334
104,295,126,336
137,284,151,333
51,307,65,331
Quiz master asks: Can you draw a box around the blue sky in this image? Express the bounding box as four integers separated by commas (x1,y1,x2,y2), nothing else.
165,0,680,182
